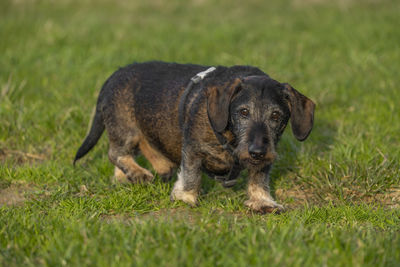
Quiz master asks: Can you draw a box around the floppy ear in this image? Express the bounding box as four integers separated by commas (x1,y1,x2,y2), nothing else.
207,78,242,133
283,83,315,141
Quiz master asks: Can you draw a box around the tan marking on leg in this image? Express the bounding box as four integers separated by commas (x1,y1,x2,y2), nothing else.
112,167,130,184
139,138,175,175
245,171,284,214
117,155,154,183
171,171,198,206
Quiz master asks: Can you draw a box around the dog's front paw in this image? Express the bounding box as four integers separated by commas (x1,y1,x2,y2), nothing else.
170,188,198,207
127,169,154,184
244,199,284,214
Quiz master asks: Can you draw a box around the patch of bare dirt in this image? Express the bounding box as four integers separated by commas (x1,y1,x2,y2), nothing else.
100,208,199,224
0,182,38,207
276,186,318,209
100,207,249,224
291,0,383,8
138,208,208,224
276,185,400,209
370,188,400,209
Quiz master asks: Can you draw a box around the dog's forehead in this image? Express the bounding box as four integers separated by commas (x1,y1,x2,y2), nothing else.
240,76,285,105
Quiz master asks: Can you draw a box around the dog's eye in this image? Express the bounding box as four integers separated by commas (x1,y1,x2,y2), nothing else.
271,111,280,121
239,108,249,117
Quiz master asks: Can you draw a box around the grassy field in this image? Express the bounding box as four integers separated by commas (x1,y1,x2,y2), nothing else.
1,0,400,266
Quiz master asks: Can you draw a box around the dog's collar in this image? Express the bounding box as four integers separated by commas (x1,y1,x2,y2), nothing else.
187,67,237,156
179,67,217,129
180,67,241,187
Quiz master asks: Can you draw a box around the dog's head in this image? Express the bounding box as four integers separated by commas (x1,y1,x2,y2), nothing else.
207,75,315,169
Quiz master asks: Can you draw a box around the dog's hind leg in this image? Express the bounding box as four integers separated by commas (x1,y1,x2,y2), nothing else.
110,136,145,184
103,83,154,184
138,138,176,181
108,141,154,184
108,132,154,184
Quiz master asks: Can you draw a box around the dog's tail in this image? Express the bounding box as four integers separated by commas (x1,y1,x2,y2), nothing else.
73,106,105,165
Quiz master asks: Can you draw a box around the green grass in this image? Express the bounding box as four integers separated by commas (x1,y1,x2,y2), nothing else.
1,0,400,266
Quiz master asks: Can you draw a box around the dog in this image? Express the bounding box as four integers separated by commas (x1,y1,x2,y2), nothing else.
74,61,315,213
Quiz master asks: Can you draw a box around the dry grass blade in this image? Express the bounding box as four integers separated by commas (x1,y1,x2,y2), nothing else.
0,149,46,161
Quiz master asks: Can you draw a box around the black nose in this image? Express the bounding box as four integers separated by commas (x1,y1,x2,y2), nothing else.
248,145,266,160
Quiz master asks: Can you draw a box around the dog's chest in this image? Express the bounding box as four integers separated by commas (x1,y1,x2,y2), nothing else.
201,143,234,175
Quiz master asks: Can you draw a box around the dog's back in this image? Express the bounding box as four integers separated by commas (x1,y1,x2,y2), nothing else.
117,62,209,163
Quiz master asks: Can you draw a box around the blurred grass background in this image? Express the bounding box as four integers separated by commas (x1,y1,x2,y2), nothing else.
1,0,399,266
